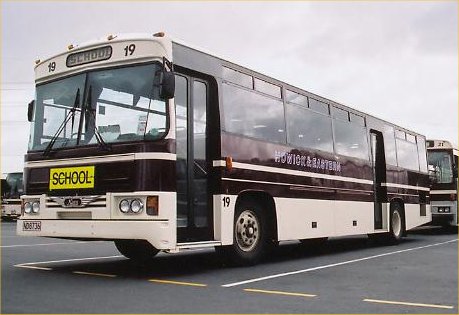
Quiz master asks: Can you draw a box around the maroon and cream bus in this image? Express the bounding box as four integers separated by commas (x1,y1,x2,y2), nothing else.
18,33,431,265
427,140,458,228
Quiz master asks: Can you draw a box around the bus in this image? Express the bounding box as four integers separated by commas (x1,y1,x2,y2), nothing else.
427,139,458,228
1,172,24,220
17,33,431,265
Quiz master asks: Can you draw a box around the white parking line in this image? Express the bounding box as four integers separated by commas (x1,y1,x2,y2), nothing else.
15,265,53,271
1,241,98,248
222,239,458,288
14,255,124,268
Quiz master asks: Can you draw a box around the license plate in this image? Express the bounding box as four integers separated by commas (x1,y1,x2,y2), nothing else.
23,221,41,231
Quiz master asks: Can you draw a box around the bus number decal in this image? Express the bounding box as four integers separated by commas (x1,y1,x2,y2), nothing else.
48,62,56,72
223,197,231,208
124,44,136,56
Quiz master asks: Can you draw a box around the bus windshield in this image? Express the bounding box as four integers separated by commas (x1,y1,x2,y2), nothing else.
428,151,453,184
4,173,23,199
29,63,168,151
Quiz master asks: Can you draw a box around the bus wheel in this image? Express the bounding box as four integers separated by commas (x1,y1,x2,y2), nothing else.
221,202,269,266
114,240,159,263
387,204,404,244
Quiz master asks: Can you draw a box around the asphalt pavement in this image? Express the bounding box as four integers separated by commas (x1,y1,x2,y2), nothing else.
2,221,457,313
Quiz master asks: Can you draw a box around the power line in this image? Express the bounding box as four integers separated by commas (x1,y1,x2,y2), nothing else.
1,82,33,84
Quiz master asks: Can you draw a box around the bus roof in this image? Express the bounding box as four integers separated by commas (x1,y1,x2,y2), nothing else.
427,139,458,152
34,32,427,139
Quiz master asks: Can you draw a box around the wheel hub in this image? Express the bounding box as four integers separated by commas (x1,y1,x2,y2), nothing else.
235,210,260,252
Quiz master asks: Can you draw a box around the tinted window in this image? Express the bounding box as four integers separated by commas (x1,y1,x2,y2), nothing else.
223,84,285,143
286,103,333,153
350,113,365,126
395,129,405,139
406,133,416,143
383,125,397,166
332,106,349,121
309,98,329,115
333,120,369,160
285,90,308,107
396,139,420,171
416,136,428,172
222,67,253,89
254,78,281,98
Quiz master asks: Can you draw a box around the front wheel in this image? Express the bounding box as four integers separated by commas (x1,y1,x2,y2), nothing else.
218,201,270,266
114,239,159,263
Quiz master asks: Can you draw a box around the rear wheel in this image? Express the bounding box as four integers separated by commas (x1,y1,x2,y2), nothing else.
114,239,159,262
387,203,404,244
368,203,404,245
218,201,270,266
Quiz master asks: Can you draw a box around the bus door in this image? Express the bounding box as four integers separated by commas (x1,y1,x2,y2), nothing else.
175,74,212,242
370,131,386,229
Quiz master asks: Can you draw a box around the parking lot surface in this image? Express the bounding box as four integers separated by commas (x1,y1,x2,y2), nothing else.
2,221,457,313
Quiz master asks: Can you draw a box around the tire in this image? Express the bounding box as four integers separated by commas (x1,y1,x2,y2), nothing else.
387,203,404,244
114,239,159,263
219,201,270,266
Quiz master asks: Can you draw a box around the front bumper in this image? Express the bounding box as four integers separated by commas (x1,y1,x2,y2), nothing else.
17,219,176,250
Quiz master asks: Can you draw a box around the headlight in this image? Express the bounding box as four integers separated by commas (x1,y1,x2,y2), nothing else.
131,199,143,213
32,201,40,213
119,199,130,213
24,202,32,214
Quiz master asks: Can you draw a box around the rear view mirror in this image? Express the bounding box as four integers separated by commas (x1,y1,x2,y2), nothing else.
159,71,175,100
27,100,35,122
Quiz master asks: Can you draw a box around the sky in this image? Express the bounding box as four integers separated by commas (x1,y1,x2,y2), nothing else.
1,1,458,174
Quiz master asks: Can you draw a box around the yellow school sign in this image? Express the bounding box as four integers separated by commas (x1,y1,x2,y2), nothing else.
49,166,95,190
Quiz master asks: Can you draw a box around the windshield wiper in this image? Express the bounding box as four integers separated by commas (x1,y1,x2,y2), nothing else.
43,89,81,156
82,86,110,151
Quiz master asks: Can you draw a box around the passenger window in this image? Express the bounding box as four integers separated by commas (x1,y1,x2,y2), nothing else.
350,113,365,127
223,83,286,143
222,67,253,89
285,90,308,108
331,107,349,121
383,125,397,166
309,98,329,115
286,103,333,153
254,78,281,98
396,138,420,171
416,136,428,172
333,120,369,160
406,133,416,143
395,130,406,140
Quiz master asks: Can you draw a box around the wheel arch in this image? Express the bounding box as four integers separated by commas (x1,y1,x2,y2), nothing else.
235,190,278,242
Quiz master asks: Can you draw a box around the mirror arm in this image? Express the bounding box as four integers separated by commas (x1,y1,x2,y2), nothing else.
162,57,174,72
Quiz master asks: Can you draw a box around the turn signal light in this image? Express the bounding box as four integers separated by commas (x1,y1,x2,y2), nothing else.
153,32,165,37
226,156,233,171
146,196,159,216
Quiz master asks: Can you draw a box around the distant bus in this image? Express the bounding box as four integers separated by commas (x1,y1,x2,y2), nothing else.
18,33,431,265
1,172,24,220
427,140,458,227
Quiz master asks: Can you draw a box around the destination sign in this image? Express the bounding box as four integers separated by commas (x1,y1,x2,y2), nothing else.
66,46,112,68
49,166,95,190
